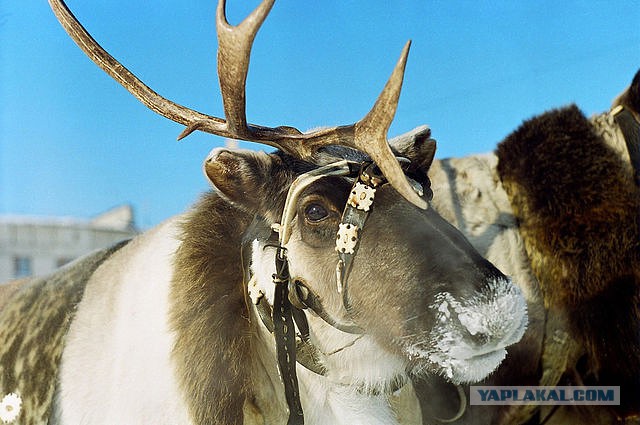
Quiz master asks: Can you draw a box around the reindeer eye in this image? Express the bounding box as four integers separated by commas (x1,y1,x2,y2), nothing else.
304,203,329,222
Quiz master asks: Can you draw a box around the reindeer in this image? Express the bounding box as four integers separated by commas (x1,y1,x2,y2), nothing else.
0,1,528,424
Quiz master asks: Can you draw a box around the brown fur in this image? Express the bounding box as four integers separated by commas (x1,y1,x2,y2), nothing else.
169,151,314,424
169,192,254,425
496,105,640,416
0,279,28,312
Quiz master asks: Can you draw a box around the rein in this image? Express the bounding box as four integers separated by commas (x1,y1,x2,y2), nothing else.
242,159,424,424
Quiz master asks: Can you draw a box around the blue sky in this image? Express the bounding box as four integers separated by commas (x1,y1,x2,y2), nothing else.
1,1,638,229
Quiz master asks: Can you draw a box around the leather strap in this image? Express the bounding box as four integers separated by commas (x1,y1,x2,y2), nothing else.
272,247,305,425
241,222,333,376
291,280,363,334
254,298,328,376
336,162,385,308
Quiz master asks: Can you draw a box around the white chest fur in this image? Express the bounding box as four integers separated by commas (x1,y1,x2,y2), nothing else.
296,368,405,425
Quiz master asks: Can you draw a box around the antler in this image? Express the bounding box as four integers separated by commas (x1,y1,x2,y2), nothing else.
48,0,427,209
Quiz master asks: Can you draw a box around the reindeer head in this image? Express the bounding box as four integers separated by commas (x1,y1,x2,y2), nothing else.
205,141,527,391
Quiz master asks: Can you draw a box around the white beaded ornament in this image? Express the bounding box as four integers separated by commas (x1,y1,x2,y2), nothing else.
335,223,359,254
348,182,376,212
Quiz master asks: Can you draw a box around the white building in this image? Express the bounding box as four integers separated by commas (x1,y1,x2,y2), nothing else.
0,205,138,282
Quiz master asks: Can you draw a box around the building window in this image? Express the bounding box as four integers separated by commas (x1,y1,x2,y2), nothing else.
14,256,32,278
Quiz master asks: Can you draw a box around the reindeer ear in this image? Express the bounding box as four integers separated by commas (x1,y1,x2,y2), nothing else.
412,137,437,172
203,148,271,211
390,125,437,172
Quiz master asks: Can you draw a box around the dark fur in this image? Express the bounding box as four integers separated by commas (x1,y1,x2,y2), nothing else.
496,105,640,416
169,193,254,425
169,152,308,424
615,69,640,118
629,70,640,112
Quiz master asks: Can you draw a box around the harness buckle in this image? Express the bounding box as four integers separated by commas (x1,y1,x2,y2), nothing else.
273,246,290,285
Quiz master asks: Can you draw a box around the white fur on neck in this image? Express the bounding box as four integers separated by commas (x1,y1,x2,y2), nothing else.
250,239,408,425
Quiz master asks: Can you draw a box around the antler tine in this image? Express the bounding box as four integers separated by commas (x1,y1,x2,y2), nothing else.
300,41,427,209
216,0,275,137
354,41,428,209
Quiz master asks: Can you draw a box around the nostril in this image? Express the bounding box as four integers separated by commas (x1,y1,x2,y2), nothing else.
457,310,487,338
456,303,516,348
468,331,491,347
